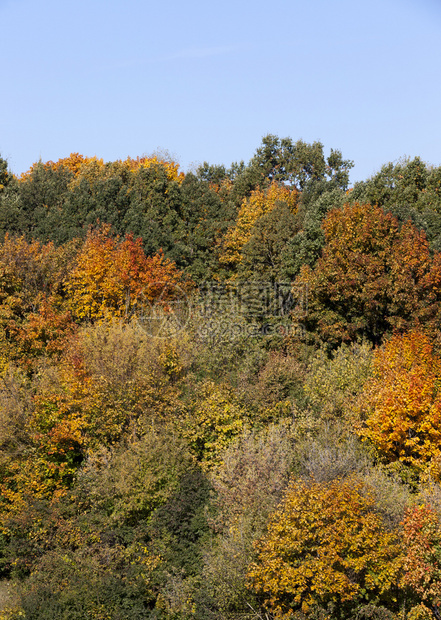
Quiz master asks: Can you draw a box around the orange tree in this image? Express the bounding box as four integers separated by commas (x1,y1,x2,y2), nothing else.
401,505,441,618
65,224,191,321
0,234,78,371
358,330,441,479
247,477,403,619
297,202,441,346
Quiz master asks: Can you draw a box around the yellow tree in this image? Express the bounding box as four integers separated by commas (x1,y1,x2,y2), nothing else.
178,380,247,470
221,182,297,268
247,477,402,619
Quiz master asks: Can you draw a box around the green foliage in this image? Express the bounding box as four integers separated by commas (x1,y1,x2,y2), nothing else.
0,156,12,192
149,466,212,576
247,134,353,191
349,157,441,251
78,431,195,529
304,341,373,421
15,543,159,620
178,172,237,281
196,423,296,620
239,202,298,282
283,187,346,279
2,430,199,618
5,162,74,241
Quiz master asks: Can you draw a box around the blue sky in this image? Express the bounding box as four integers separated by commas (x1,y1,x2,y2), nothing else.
2,0,441,184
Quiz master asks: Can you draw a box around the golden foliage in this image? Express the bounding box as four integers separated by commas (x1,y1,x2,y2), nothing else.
247,477,402,619
358,330,441,477
221,182,297,267
65,224,190,321
19,153,184,185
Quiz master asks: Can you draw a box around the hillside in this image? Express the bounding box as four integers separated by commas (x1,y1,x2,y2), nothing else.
0,136,441,619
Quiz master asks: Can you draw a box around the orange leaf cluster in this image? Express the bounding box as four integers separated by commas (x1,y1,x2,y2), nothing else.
359,330,441,475
298,203,441,344
19,153,103,181
66,224,190,321
402,505,441,609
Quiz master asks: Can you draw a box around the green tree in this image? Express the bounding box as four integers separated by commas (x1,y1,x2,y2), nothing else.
239,202,298,282
349,157,441,252
248,134,353,191
0,154,12,191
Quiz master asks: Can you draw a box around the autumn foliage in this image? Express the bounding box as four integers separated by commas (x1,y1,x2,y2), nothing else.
19,152,184,185
359,330,441,477
66,224,190,321
247,477,402,619
2,142,441,619
298,202,441,345
402,505,441,614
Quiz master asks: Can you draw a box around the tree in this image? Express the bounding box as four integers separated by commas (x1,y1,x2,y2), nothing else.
177,172,237,281
0,154,12,191
402,505,441,618
304,341,373,423
358,330,441,478
239,202,299,282
197,424,295,620
0,234,77,371
247,477,402,619
248,134,354,191
178,380,247,470
66,224,190,322
220,181,298,271
349,157,441,252
13,159,75,240
4,430,195,618
8,154,188,255
297,202,441,346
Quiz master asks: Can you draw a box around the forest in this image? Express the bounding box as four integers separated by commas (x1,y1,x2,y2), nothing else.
0,135,441,619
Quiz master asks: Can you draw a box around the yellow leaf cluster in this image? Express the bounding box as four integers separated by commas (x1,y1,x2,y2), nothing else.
179,380,247,470
123,155,185,184
247,477,401,619
221,182,297,266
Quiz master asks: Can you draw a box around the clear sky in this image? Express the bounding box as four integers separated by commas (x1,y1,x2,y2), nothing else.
2,0,441,184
